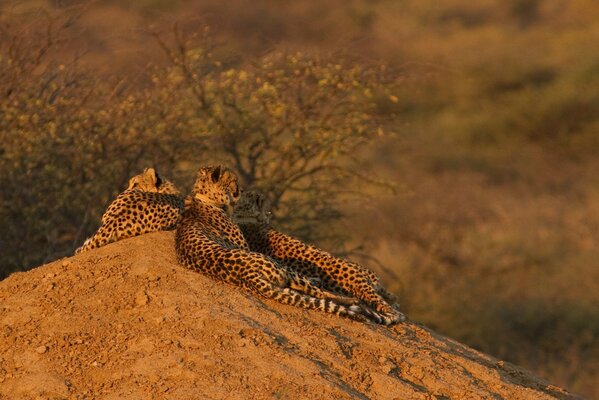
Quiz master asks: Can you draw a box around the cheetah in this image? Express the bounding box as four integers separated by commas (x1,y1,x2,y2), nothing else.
232,190,405,325
175,165,380,323
75,167,184,254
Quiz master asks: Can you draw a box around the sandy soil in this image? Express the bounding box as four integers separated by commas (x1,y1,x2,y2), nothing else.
0,231,581,399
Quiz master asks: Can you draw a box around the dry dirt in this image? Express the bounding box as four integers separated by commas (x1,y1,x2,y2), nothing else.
0,231,581,399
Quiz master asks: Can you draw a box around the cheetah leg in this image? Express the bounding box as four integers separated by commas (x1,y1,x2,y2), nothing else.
287,272,359,306
258,230,406,324
247,278,367,322
305,275,323,286
376,286,404,313
293,267,403,325
293,274,354,300
352,282,406,325
365,271,400,306
319,261,404,325
378,286,398,304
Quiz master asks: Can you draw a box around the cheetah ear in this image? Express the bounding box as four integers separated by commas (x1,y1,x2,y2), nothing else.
154,171,163,187
127,175,139,189
145,167,157,182
211,165,222,183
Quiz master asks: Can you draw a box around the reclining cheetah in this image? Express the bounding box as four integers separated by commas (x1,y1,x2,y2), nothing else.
75,168,184,254
175,165,379,323
233,190,405,325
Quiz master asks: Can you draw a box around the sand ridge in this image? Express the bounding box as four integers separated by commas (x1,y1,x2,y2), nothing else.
0,232,580,399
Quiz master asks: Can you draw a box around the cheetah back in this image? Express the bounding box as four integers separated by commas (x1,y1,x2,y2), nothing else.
75,169,184,254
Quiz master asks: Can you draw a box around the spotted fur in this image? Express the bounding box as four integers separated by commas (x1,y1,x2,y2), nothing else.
175,165,372,322
75,168,183,254
233,190,405,325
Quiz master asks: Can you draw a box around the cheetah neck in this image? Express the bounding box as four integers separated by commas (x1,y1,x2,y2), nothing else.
192,193,232,216
233,215,270,226
233,216,260,224
192,193,217,205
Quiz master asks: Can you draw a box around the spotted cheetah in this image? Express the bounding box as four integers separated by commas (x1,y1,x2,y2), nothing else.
233,190,405,325
75,168,184,254
175,165,378,323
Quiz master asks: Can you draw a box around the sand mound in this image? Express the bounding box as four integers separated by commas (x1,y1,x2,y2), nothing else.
0,232,579,399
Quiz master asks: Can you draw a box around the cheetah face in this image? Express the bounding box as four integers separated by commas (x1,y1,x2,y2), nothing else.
127,167,180,195
233,190,271,224
191,165,242,215
127,168,158,191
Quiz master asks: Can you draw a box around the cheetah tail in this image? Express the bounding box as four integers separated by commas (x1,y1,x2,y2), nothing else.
73,225,117,255
255,283,368,323
74,236,93,255
287,273,359,306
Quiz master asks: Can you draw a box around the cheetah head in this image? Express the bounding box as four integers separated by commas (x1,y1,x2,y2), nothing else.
191,165,242,215
232,190,272,225
127,167,180,195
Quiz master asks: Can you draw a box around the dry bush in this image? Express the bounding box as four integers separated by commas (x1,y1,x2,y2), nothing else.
0,12,200,278
0,12,394,277
153,26,396,247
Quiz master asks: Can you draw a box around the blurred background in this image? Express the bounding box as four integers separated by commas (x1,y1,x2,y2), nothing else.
1,0,598,397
